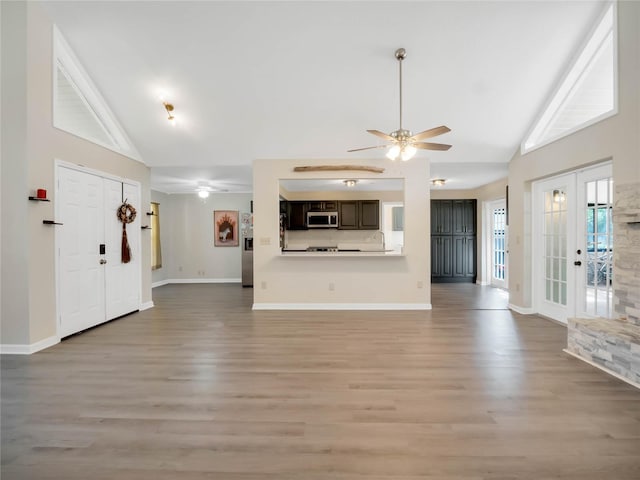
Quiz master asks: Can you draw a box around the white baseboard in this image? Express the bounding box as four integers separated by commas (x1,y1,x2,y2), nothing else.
563,349,640,390
166,278,242,284
152,279,170,288
252,303,432,311
476,281,490,286
508,303,535,315
139,301,154,311
1,335,60,355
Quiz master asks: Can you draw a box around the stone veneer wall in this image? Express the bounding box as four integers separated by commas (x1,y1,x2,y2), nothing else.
614,182,640,326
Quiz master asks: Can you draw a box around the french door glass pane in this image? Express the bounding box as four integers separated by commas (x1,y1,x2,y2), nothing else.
543,187,567,305
583,177,613,317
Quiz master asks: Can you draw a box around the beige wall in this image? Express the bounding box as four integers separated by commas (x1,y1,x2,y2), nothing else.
507,0,640,310
154,192,252,282
1,1,30,345
253,158,430,307
1,3,152,348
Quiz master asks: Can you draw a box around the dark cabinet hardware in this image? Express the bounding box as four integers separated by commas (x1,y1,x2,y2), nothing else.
99,244,106,255
141,226,151,229
43,220,63,225
574,261,582,266
146,212,155,216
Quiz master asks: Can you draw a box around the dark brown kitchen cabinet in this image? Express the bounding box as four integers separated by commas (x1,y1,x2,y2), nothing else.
338,200,379,230
287,201,308,230
338,201,358,229
308,201,337,211
431,199,476,283
359,200,379,230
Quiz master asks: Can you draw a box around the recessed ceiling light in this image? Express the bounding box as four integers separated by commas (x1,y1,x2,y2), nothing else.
431,178,446,187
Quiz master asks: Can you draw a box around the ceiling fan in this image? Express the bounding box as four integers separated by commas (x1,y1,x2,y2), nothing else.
348,48,451,161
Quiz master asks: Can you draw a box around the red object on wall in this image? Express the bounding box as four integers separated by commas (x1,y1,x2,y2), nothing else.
37,189,47,199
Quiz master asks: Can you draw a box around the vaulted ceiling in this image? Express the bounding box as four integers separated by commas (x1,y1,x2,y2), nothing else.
41,1,605,192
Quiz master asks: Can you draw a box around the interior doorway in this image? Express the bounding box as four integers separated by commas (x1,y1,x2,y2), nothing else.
489,199,508,289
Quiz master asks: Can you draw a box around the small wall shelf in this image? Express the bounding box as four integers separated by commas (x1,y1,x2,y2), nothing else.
29,197,50,202
43,220,63,225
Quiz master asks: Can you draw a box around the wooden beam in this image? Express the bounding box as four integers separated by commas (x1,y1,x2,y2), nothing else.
293,165,385,174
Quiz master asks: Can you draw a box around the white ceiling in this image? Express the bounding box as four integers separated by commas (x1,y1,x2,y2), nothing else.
40,1,606,192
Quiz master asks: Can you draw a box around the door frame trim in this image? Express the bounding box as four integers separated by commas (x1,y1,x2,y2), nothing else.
54,159,142,341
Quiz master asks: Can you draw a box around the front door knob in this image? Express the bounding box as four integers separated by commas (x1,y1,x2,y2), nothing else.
100,259,107,265
574,261,582,266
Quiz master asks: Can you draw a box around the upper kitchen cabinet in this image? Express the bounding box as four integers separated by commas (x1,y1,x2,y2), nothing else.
359,200,379,230
287,201,308,230
338,200,379,230
308,201,337,212
338,201,358,229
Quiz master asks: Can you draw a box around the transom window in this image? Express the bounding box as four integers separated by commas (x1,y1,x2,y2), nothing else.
522,2,616,154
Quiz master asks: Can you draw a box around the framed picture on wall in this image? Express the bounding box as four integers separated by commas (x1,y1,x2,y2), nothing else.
214,210,239,247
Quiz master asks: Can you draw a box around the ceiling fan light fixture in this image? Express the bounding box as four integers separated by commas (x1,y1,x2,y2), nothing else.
197,188,210,199
401,145,417,161
432,178,446,187
343,179,358,187
386,145,401,160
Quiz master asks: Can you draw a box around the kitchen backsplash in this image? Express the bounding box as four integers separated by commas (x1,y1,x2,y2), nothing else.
285,229,384,248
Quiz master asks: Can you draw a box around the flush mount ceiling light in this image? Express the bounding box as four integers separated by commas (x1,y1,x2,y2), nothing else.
432,179,446,187
348,48,452,161
343,179,358,187
196,183,211,198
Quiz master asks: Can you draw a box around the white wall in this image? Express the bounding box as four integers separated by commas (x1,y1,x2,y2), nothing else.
507,0,640,310
154,192,252,282
253,158,430,308
1,3,152,349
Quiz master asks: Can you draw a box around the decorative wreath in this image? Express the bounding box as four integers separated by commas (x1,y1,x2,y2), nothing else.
117,202,137,224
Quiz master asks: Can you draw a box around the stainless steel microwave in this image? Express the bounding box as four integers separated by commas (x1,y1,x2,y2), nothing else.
307,211,338,228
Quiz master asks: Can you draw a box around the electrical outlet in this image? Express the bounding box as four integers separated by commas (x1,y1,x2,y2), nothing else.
260,237,271,246
417,281,424,289
329,282,335,291
261,281,267,290
178,266,183,272
516,283,520,292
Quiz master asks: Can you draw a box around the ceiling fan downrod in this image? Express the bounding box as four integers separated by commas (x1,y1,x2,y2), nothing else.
396,48,406,132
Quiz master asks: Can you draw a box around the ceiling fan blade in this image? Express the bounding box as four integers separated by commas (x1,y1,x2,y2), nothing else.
366,129,395,141
413,142,452,151
409,126,451,141
347,145,388,152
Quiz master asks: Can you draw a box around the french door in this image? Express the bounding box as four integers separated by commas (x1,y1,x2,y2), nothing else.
57,165,141,338
490,199,507,289
533,162,613,323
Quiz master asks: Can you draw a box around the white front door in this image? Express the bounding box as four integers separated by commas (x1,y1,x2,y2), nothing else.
57,167,107,337
104,179,141,320
533,162,613,323
57,165,141,337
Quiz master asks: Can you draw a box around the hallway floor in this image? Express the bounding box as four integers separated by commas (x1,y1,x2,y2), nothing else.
2,284,639,479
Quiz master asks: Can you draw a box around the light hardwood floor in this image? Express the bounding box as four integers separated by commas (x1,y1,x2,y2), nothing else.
2,284,639,479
